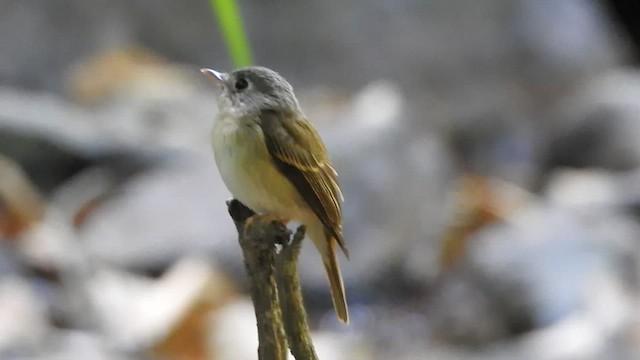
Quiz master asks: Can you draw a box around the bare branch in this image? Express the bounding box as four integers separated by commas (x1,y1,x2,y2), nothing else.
276,225,319,360
227,199,288,360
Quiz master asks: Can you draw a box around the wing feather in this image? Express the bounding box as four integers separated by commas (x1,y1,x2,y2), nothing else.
259,109,347,255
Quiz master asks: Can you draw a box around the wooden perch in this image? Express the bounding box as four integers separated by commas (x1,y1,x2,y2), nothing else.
227,199,288,360
276,225,319,360
226,199,319,360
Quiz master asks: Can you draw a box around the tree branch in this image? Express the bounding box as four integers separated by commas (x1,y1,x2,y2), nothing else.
227,199,288,360
276,225,319,360
227,199,320,360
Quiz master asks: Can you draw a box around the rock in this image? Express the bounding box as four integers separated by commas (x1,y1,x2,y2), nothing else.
88,257,237,353
208,299,261,360
39,331,133,360
0,276,49,355
429,188,640,353
542,69,640,175
209,298,366,360
545,169,619,210
77,153,237,269
67,46,199,106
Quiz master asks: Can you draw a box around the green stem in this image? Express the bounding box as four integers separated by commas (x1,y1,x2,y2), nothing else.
209,0,254,67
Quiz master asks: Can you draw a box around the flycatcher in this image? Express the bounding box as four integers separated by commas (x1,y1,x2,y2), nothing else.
201,66,349,323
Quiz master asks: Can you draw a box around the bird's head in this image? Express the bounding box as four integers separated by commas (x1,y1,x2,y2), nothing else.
201,66,300,117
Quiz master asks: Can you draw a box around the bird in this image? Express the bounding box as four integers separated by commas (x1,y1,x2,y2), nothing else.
201,66,349,323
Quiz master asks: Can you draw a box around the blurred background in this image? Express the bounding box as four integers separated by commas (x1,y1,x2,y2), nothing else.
2,0,640,359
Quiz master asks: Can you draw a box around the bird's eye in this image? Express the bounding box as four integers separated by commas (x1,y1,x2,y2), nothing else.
235,78,249,91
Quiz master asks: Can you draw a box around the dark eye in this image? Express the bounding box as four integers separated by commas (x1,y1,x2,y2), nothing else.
235,78,249,90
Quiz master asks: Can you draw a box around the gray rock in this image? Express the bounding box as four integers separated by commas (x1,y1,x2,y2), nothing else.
543,69,640,173
429,195,640,355
77,153,238,269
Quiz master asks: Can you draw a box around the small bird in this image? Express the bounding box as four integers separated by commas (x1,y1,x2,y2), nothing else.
201,66,349,323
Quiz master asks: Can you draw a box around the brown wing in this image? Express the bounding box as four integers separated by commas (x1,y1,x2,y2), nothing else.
258,109,347,256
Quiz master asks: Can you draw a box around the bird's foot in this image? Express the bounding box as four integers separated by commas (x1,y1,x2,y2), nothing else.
244,214,291,245
244,214,288,228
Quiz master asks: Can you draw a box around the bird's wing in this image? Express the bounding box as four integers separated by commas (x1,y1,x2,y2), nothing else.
259,109,347,255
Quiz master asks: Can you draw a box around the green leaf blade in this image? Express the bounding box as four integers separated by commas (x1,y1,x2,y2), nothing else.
209,0,254,68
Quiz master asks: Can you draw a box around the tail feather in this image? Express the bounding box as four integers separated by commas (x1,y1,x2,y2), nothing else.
322,238,349,323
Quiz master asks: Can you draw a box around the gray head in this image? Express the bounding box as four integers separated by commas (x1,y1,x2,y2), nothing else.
201,66,300,116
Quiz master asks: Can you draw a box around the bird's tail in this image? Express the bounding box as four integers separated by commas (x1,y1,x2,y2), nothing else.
322,237,349,323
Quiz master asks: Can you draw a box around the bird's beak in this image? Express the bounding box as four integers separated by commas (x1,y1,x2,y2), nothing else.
200,68,228,85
